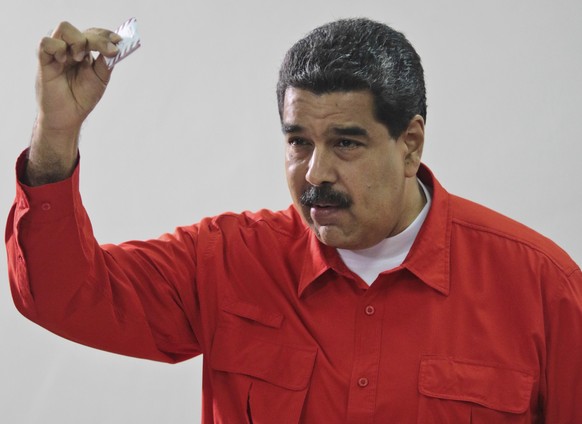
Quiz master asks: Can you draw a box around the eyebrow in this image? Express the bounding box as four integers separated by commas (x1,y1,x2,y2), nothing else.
332,126,369,137
282,124,303,134
281,124,369,137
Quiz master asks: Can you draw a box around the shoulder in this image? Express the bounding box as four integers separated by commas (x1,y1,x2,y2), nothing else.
448,194,579,276
201,205,308,239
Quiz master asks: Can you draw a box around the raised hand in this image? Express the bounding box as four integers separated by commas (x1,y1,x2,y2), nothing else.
27,21,122,185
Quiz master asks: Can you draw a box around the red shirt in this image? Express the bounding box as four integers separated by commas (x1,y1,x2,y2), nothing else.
6,152,582,423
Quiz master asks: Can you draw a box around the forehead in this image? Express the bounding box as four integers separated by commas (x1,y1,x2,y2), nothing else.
282,88,379,128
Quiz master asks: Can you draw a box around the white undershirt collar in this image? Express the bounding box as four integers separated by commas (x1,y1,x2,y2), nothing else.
337,180,432,285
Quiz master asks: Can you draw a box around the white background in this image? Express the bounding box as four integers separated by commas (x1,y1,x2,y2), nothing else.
1,0,581,422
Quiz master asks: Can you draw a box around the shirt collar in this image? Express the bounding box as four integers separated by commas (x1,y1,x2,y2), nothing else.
297,163,451,297
298,227,340,297
404,164,451,296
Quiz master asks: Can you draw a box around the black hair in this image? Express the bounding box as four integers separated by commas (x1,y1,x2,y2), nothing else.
277,18,426,138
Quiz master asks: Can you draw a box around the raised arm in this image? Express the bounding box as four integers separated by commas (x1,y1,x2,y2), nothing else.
7,22,202,363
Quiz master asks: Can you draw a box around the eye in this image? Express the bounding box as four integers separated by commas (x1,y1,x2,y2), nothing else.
287,137,310,147
336,139,362,149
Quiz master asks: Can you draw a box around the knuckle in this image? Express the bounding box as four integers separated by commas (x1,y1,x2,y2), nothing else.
39,36,51,47
85,27,109,39
70,36,88,51
55,21,71,32
39,37,64,54
85,33,109,51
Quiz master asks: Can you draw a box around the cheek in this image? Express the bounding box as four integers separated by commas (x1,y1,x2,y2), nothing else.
357,169,401,207
285,162,305,195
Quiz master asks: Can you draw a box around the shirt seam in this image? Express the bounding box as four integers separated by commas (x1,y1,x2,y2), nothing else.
451,218,577,278
210,211,309,240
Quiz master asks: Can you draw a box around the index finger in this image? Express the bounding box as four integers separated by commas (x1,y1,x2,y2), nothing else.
84,28,121,59
50,21,88,62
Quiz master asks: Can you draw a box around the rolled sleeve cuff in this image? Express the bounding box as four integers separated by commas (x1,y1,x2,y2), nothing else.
14,149,81,222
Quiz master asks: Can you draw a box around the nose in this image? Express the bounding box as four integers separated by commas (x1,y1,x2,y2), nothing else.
305,148,336,186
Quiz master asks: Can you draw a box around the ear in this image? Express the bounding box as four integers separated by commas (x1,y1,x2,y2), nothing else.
401,115,425,178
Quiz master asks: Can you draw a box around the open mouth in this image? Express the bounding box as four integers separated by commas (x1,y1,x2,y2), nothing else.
313,203,340,209
309,204,346,224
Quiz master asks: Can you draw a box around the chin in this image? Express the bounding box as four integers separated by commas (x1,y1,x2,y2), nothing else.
313,226,351,249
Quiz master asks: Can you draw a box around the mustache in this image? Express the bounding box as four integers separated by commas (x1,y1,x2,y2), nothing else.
300,185,352,208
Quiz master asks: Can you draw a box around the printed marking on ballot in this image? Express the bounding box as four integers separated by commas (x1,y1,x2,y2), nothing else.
105,17,141,69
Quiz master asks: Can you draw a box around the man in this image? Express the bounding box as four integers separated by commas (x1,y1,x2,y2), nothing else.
6,17,581,423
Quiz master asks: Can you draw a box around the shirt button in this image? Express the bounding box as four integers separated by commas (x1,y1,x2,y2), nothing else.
365,305,375,316
358,377,369,388
41,202,51,211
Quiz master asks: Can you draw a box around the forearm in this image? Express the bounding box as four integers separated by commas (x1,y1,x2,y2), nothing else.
7,153,201,362
24,117,80,186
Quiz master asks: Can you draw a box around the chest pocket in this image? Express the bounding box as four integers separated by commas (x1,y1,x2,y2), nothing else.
210,300,317,424
417,356,535,423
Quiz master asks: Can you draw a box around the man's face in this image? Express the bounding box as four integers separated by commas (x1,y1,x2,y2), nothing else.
283,87,424,250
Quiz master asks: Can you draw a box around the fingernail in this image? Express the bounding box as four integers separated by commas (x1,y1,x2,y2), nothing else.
107,42,119,54
74,51,86,62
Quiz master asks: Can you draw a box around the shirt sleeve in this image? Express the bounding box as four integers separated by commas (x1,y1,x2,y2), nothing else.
542,266,582,422
5,150,202,363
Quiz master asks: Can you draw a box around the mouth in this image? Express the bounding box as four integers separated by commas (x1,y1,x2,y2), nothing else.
309,203,346,224
311,202,342,209
299,184,352,225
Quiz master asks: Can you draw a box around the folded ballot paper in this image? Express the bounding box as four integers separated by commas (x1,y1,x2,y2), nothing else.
105,17,141,69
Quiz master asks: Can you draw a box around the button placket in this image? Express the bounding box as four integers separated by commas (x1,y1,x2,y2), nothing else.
346,298,383,423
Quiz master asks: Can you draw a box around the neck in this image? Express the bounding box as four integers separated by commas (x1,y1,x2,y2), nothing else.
390,177,427,237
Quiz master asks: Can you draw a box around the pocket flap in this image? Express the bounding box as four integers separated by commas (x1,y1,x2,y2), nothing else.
419,356,535,414
222,298,284,328
210,325,317,391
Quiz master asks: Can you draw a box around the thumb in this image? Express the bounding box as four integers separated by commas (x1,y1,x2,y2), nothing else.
92,37,119,83
92,53,115,86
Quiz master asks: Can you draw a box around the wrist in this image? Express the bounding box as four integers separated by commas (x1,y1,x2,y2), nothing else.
26,118,80,186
